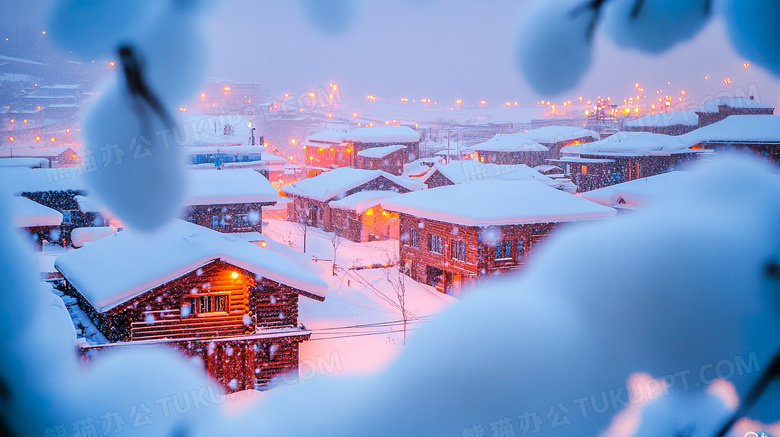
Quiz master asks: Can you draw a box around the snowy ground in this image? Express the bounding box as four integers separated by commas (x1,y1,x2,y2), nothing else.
263,218,399,268
262,218,455,376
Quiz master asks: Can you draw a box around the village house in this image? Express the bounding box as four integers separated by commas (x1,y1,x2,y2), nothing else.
622,110,699,136
682,115,780,164
301,130,351,170
72,169,281,236
182,169,280,233
421,160,567,190
520,126,600,159
0,145,80,168
461,133,548,166
555,131,705,192
344,126,421,163
54,220,328,392
282,167,424,242
694,96,774,127
355,144,407,175
0,167,90,245
380,180,616,295
9,195,63,250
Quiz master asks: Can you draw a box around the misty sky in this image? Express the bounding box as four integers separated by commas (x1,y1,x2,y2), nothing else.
6,0,780,108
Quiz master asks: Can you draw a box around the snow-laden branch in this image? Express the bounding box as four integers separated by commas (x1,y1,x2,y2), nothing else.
518,0,780,95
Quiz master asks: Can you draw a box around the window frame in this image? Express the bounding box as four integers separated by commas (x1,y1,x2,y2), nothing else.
452,240,467,261
408,228,419,247
428,234,443,254
194,294,229,316
494,240,513,260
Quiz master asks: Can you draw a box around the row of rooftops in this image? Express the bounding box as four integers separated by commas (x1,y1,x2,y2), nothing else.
281,165,615,227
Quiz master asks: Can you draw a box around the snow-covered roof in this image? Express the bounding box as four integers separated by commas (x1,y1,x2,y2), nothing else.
682,115,780,144
71,226,118,248
381,180,616,226
74,195,104,214
561,132,697,157
521,126,600,144
185,169,279,206
356,145,407,159
465,133,548,153
307,130,349,144
282,167,425,202
344,126,421,143
55,220,328,313
580,172,691,208
10,196,63,228
329,190,402,214
0,168,87,194
624,110,699,128
0,157,47,168
695,97,773,113
403,160,436,178
422,160,561,188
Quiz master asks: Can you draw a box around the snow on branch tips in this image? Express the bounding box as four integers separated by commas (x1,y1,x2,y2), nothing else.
517,0,780,95
46,0,212,231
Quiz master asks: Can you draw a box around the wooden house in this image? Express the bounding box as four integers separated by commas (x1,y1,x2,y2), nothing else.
328,191,402,241
344,126,421,163
555,131,705,192
380,180,616,296
462,134,548,166
682,115,780,164
282,167,424,242
0,145,80,168
302,130,352,169
520,126,600,159
0,167,90,245
182,169,280,233
622,110,699,136
694,96,774,127
356,145,407,175
9,195,63,249
421,160,564,190
54,220,328,392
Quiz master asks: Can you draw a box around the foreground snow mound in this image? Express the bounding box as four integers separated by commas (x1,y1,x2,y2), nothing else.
211,154,780,436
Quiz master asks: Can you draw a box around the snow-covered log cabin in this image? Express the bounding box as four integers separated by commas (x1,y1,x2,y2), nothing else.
683,115,780,164
182,169,280,233
693,96,774,127
8,195,63,250
381,180,616,295
0,167,90,245
355,144,407,175
54,221,328,392
518,126,600,159
344,126,421,163
282,167,424,242
555,132,705,192
461,133,548,166
421,160,564,189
